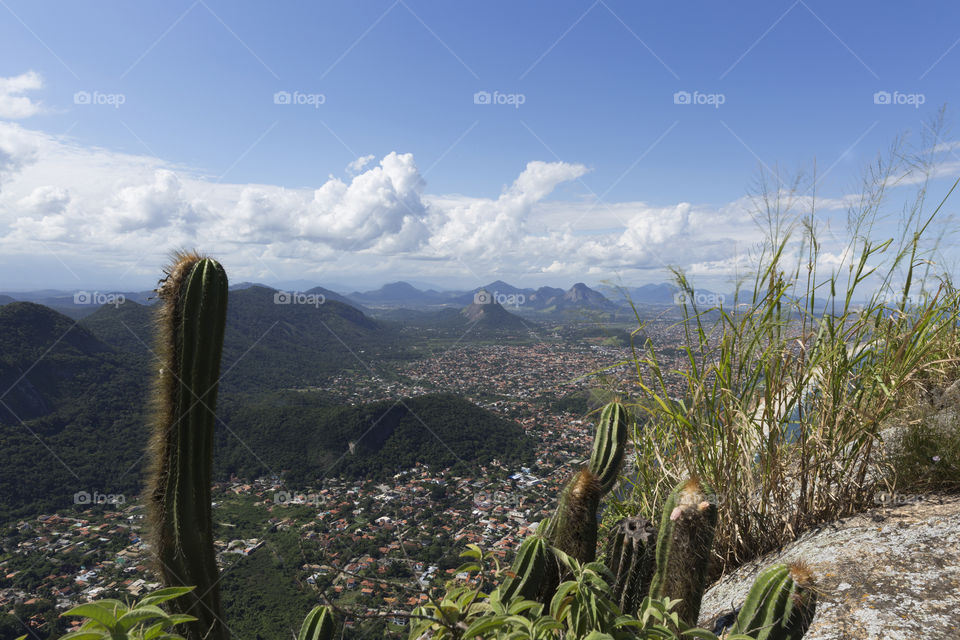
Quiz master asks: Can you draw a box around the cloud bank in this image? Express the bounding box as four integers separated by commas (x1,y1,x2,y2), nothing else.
0,71,861,289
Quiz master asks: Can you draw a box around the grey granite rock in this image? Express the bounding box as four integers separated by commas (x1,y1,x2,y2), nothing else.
699,494,960,639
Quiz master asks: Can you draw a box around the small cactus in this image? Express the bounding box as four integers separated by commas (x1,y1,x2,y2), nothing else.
730,562,817,640
605,516,656,615
588,402,630,494
298,605,336,640
498,533,551,603
649,477,718,627
145,252,229,640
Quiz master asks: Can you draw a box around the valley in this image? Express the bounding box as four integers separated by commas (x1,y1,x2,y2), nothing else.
0,286,693,639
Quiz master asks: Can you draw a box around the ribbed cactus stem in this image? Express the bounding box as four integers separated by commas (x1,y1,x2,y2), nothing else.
533,468,604,604
146,252,229,640
499,534,551,603
298,605,336,640
588,402,630,494
604,516,656,615
649,477,718,627
730,562,817,640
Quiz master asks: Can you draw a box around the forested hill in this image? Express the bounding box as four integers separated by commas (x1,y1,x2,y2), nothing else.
0,297,533,519
216,392,536,483
79,285,401,393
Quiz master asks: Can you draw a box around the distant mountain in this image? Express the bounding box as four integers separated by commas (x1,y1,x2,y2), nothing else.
0,302,119,423
453,281,535,306
305,285,371,313
528,286,565,306
229,281,272,290
460,297,530,331
0,288,157,319
520,283,617,314
564,283,612,307
80,285,389,393
0,295,15,305
349,281,450,307
79,299,156,354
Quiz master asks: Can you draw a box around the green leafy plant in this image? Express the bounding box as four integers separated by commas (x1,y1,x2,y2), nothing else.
58,586,197,640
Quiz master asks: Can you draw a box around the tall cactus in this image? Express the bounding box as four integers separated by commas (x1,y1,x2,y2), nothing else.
605,516,656,615
145,252,229,640
730,562,817,640
649,477,718,627
588,401,630,494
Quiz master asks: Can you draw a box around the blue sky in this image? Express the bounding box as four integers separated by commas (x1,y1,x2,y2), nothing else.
1,1,959,292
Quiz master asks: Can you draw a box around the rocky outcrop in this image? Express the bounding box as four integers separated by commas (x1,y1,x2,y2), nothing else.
699,494,960,639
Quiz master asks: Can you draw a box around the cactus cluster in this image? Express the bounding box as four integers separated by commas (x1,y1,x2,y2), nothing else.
501,402,817,638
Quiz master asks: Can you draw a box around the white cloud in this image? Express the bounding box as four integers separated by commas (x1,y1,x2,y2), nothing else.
0,118,938,289
0,71,44,119
347,154,375,175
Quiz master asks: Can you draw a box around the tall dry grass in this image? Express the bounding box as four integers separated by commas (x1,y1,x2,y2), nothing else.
608,116,960,575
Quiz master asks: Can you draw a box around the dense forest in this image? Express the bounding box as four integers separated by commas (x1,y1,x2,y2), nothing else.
216,392,536,483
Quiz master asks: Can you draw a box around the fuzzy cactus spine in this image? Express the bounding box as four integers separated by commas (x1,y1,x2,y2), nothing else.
145,252,229,640
549,467,603,563
649,477,718,627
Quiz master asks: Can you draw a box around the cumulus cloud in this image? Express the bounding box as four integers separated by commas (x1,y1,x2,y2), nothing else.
426,160,589,259
0,118,875,288
0,71,44,119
